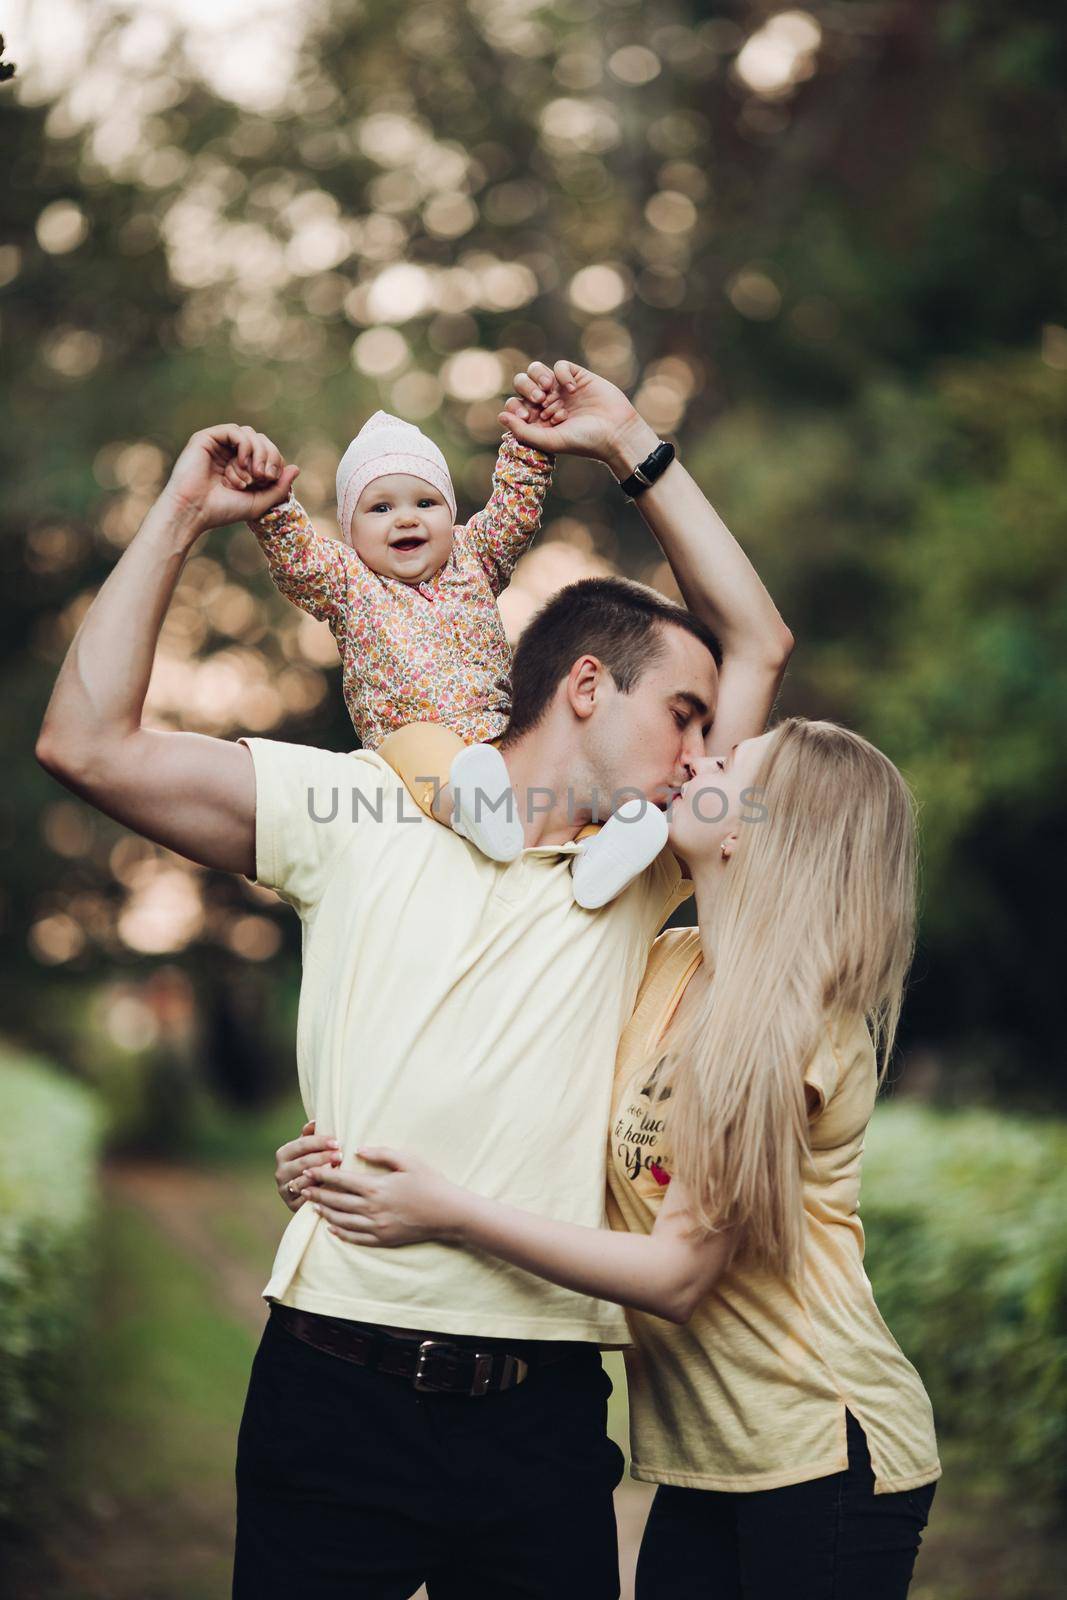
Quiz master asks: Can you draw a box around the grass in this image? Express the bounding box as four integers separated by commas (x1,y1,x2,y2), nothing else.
7,1194,259,1600
77,1199,255,1496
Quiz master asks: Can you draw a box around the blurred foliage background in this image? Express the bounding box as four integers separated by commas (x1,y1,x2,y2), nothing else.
1,1,1066,1595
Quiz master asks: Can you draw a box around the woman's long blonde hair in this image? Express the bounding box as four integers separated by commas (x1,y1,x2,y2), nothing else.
657,718,917,1280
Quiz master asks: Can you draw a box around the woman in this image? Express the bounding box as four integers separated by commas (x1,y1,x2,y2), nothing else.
275,718,939,1597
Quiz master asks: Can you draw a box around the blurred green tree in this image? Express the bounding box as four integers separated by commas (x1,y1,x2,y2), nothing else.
2,0,1064,1112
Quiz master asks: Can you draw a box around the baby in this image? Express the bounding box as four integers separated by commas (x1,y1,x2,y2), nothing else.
236,403,668,908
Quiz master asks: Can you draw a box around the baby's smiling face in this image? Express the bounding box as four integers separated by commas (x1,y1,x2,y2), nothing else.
349,472,455,584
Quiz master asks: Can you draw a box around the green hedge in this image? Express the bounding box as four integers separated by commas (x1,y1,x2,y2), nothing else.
0,1050,100,1522
863,1102,1067,1507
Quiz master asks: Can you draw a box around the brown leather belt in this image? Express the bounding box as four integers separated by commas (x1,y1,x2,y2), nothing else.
271,1304,577,1397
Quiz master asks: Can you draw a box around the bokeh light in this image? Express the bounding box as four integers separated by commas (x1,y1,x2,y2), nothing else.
734,10,821,99
569,264,629,315
35,199,90,254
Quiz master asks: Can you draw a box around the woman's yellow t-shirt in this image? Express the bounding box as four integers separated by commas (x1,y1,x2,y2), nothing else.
607,927,941,1495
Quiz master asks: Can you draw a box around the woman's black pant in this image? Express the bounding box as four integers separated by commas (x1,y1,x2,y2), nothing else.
635,1410,935,1600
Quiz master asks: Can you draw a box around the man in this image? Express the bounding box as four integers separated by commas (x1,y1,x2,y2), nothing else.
37,361,792,1598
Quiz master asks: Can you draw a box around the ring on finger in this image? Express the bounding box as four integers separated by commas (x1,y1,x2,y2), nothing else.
287,1179,300,1196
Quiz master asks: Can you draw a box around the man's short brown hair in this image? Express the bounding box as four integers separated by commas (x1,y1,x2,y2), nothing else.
501,576,722,744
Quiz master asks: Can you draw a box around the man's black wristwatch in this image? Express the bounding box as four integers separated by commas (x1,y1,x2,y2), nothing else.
617,439,676,499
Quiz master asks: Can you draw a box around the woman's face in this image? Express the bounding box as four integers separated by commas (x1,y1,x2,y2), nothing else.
666,730,776,868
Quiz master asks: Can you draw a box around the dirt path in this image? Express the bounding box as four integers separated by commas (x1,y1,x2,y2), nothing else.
106,1161,272,1332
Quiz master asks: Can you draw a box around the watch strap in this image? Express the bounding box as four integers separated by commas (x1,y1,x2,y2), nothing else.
619,440,676,499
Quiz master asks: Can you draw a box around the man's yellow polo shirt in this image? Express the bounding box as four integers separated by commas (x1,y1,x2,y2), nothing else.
242,738,692,1343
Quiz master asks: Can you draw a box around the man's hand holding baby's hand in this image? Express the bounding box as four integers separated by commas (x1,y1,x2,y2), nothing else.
221,428,296,503
500,360,658,475
163,423,300,535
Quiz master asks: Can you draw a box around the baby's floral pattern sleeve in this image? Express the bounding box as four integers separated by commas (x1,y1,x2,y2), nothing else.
458,433,554,596
248,497,358,633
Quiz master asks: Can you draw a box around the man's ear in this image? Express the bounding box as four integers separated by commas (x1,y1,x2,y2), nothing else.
567,654,604,721
720,830,739,862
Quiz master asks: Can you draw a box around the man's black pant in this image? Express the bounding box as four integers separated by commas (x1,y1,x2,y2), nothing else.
233,1308,624,1599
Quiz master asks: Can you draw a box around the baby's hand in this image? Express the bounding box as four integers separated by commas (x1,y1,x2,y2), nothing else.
223,430,291,494
224,459,282,491
509,360,580,428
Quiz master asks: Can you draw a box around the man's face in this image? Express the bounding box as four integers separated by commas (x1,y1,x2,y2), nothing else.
586,624,719,815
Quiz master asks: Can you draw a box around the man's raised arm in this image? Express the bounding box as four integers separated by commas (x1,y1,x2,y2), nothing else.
35,424,299,876
501,361,794,753
602,412,793,752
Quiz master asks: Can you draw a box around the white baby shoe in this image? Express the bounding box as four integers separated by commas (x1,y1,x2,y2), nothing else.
570,797,670,910
449,742,524,863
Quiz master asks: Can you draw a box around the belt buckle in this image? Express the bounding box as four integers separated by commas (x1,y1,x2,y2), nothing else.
413,1339,450,1392
413,1340,498,1396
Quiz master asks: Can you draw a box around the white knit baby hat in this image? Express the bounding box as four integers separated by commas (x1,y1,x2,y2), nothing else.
336,411,457,539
